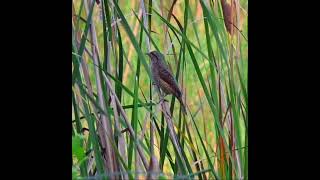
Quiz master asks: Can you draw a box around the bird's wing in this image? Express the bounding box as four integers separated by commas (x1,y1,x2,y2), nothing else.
158,65,181,97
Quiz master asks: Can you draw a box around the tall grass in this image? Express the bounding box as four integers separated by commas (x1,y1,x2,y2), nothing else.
72,0,248,179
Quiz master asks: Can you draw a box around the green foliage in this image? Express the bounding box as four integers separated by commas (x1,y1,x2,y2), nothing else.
72,134,86,163
72,0,248,179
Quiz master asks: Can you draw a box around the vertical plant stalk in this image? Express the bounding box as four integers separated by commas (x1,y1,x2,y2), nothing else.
218,71,226,179
110,93,128,179
72,2,98,116
84,0,117,177
164,0,177,54
184,119,204,180
132,0,150,178
226,4,243,176
147,119,160,180
73,3,106,176
140,0,151,51
122,9,143,84
140,0,160,179
219,62,242,179
231,49,243,180
72,4,91,177
102,72,149,170
160,101,189,176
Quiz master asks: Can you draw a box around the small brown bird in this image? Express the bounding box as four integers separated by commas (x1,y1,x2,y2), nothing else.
146,51,187,114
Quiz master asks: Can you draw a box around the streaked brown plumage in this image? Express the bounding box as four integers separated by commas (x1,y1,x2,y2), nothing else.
147,51,187,114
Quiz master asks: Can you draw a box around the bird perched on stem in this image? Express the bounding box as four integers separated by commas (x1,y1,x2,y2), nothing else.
146,51,187,115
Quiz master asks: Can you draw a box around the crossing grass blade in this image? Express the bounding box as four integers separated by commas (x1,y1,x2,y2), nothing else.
112,0,152,78
74,83,106,179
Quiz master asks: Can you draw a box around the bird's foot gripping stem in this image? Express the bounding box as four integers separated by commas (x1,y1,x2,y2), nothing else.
149,98,168,106
158,97,169,103
158,96,168,104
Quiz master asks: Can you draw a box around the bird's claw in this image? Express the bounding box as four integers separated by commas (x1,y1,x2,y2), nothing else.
158,97,168,104
149,100,158,105
149,96,168,105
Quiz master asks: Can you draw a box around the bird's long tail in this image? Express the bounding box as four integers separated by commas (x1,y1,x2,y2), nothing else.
178,97,187,115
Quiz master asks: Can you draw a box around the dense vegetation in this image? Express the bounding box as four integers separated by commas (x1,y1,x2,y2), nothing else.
72,0,247,179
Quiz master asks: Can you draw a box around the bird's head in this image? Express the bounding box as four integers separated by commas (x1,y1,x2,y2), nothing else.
146,51,165,62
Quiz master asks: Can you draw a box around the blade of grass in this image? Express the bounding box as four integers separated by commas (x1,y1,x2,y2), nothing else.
85,0,117,174
102,71,149,170
189,110,220,179
74,84,106,180
112,0,152,79
131,10,192,176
